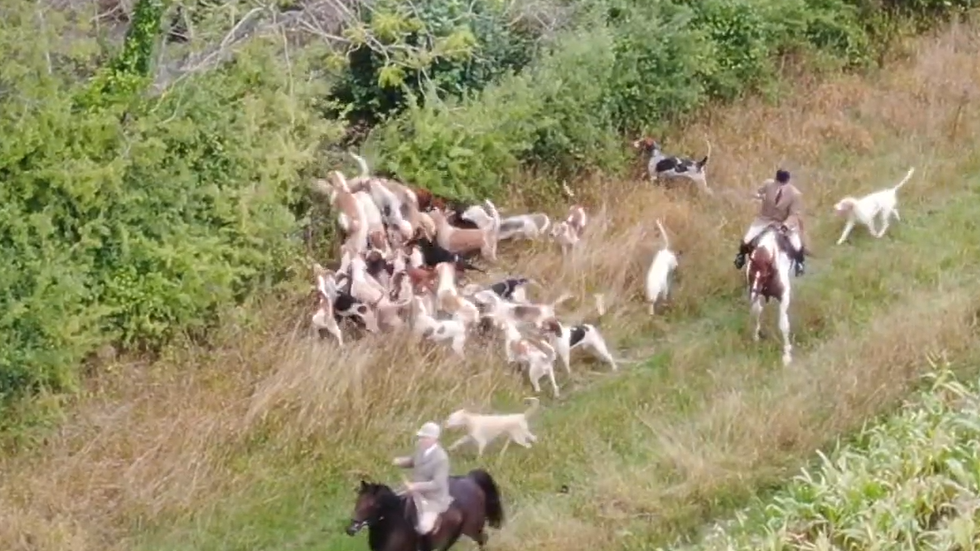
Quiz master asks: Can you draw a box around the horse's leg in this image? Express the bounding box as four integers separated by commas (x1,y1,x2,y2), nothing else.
750,299,764,341
435,510,465,551
778,299,792,365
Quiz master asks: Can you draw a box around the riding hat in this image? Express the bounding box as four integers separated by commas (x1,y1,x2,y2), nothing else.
416,422,441,439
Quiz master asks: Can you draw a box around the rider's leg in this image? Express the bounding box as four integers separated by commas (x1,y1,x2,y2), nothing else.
735,221,766,269
416,511,438,551
787,231,805,275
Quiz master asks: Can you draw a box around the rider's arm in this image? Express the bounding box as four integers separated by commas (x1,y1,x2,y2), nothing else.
411,456,449,492
393,456,414,468
786,190,803,227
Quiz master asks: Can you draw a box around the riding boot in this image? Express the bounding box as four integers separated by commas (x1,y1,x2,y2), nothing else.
734,242,749,269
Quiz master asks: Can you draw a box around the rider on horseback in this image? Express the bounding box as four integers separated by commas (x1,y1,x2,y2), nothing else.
734,169,807,276
393,422,453,551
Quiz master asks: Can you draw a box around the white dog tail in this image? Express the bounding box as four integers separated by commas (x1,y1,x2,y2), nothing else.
533,213,551,235
537,340,557,363
523,397,540,417
561,181,575,199
655,218,670,250
594,293,606,318
552,292,574,308
697,139,712,170
892,166,915,191
484,199,501,241
349,152,371,178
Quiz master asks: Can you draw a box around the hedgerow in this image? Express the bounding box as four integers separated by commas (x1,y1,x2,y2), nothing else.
0,1,340,400
663,365,980,551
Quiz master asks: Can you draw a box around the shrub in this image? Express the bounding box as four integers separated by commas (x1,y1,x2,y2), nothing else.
366,26,624,198
327,0,540,128
0,3,340,401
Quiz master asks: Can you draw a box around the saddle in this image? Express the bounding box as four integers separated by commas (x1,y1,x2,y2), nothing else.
748,223,796,256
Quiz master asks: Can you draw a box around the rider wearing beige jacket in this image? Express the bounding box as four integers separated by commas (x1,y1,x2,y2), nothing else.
734,169,807,276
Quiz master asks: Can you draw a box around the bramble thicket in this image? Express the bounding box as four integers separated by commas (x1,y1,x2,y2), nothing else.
0,0,975,406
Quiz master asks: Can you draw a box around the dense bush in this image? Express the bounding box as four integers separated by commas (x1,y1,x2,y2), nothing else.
0,1,340,400
326,0,541,129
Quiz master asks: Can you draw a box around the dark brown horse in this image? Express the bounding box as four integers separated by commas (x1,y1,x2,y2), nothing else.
346,469,504,551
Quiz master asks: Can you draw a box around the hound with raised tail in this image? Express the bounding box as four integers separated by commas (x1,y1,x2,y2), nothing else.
311,172,367,251
311,265,343,346
429,200,501,261
745,227,794,366
633,137,713,194
498,320,560,397
476,291,574,330
348,152,416,240
497,213,551,241
834,167,915,244
443,397,540,457
541,319,618,373
644,219,679,315
434,262,481,325
411,296,468,356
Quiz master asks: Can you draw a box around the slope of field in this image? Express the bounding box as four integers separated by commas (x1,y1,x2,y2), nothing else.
667,365,980,551
1,21,979,551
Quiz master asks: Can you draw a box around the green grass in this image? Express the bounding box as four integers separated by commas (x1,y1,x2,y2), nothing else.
128,32,980,550
132,181,980,551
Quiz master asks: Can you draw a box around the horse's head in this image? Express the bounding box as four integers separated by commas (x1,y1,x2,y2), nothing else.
347,480,396,536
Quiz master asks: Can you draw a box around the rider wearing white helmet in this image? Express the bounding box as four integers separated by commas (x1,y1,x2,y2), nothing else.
393,421,453,551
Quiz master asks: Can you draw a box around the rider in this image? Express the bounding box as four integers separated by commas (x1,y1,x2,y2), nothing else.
393,421,452,551
734,169,807,276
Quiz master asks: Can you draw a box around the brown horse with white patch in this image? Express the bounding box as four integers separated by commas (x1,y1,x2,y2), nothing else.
745,225,794,365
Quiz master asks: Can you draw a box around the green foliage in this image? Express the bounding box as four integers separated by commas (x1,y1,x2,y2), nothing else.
328,0,538,127
665,365,980,551
76,0,164,109
368,0,879,193
0,7,340,401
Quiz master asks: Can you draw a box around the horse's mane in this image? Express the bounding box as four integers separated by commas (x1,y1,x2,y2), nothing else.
364,482,406,513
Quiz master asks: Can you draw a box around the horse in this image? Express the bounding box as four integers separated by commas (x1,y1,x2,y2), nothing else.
745,225,794,365
346,469,504,551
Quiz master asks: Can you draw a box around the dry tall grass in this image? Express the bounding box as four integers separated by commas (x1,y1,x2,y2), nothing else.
2,21,980,551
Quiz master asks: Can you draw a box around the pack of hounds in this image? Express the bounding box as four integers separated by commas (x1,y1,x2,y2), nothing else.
310,138,917,455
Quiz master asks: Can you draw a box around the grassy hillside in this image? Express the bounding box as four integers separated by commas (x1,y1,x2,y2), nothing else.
1,18,979,551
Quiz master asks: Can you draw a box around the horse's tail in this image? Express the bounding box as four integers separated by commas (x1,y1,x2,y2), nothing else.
468,469,504,528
